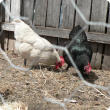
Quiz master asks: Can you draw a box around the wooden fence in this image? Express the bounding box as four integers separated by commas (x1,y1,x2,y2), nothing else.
0,0,110,70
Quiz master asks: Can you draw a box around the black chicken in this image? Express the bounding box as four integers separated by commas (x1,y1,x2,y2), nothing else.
63,25,93,74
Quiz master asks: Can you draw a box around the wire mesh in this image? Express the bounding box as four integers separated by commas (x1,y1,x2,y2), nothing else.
0,0,110,110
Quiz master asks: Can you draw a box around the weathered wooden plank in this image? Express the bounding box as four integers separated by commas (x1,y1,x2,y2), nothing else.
8,32,15,51
0,0,10,50
0,2,2,22
102,3,110,70
60,0,76,29
9,0,20,51
0,2,2,48
90,0,108,69
21,0,34,24
90,0,108,32
0,31,8,50
75,0,92,30
59,0,75,55
90,44,102,69
10,0,21,19
34,0,47,26
4,0,10,22
90,43,103,69
58,38,69,56
35,27,69,38
4,0,11,50
90,42,98,68
3,23,110,44
46,0,61,28
2,23,15,31
102,44,110,70
45,36,57,45
1,0,5,22
45,0,61,45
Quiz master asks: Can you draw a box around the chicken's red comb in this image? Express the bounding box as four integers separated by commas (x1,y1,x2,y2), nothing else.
88,62,91,68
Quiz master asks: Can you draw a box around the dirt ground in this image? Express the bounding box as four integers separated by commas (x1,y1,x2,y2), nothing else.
0,51,110,110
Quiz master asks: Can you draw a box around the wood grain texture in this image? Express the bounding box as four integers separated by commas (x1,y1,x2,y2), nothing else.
4,0,10,22
46,0,61,28
58,38,69,56
34,0,47,26
4,0,10,48
8,32,15,51
90,0,108,32
90,43,103,69
10,0,21,19
59,0,75,55
9,0,21,51
59,0,76,55
0,2,2,48
60,0,76,29
0,0,10,50
102,44,110,70
1,0,5,22
45,36,57,45
21,0,34,24
89,0,108,69
75,0,92,30
0,2,2,22
102,2,110,70
90,42,98,68
0,31,8,50
3,23,110,44
45,0,61,45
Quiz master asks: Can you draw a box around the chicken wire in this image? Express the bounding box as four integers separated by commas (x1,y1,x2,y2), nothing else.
0,0,110,110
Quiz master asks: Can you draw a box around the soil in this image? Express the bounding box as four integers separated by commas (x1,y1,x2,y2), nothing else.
0,51,110,110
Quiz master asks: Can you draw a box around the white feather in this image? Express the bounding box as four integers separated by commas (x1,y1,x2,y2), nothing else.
11,18,61,66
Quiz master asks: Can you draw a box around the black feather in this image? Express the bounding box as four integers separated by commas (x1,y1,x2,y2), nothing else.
63,25,93,73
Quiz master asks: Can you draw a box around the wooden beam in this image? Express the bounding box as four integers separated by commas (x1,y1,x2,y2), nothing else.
1,23,15,31
1,23,110,44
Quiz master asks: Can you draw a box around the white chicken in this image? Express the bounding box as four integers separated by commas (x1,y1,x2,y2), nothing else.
11,18,64,69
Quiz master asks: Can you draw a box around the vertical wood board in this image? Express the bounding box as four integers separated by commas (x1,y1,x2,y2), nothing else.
102,44,110,70
0,2,2,22
60,0,76,29
89,0,108,69
93,43,103,69
45,0,61,45
9,0,21,51
46,0,61,28
4,0,11,50
90,0,108,32
0,31,8,50
1,0,5,22
90,42,103,69
75,0,92,30
90,42,98,68
102,3,110,70
107,2,110,34
8,32,15,51
0,0,10,50
21,0,34,24
10,0,21,19
58,38,69,56
0,2,2,48
45,36,57,45
59,0,74,55
4,0,10,22
34,0,47,26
